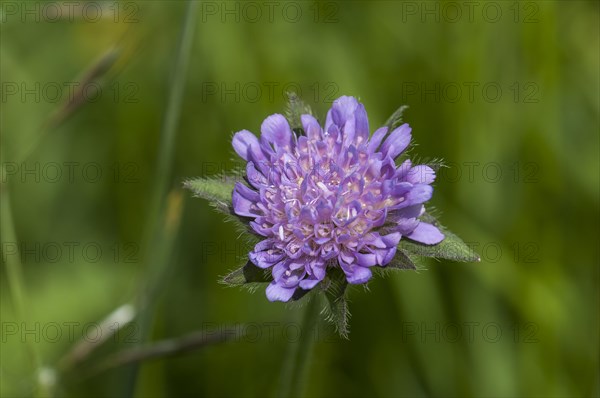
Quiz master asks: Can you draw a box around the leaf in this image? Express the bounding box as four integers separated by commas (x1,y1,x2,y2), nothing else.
398,214,480,262
291,288,311,302
183,176,235,213
386,250,417,270
220,261,272,287
372,250,424,279
321,268,350,339
384,104,409,131
285,92,314,134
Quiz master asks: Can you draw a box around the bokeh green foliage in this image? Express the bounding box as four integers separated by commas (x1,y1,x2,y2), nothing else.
1,1,598,397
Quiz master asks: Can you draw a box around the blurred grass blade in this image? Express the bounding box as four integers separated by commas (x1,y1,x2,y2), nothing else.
276,297,320,398
124,189,184,396
45,26,142,131
10,25,142,166
148,3,198,220
0,180,27,329
94,327,242,374
124,2,198,395
15,46,123,164
58,304,136,371
46,47,121,129
0,154,47,397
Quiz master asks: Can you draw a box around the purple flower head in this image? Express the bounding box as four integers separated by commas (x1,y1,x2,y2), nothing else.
232,96,444,302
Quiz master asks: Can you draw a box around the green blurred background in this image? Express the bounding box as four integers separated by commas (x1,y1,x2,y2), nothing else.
1,1,598,397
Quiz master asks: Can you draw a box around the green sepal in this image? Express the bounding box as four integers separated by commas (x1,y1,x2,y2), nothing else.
285,92,314,134
398,213,480,262
220,261,272,287
320,267,350,339
386,250,418,270
384,104,409,131
183,176,236,214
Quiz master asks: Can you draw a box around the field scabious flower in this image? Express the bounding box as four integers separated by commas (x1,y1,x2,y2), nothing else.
232,96,444,302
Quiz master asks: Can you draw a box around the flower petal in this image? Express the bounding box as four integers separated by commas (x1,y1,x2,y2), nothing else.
300,260,326,289
246,162,267,188
385,181,412,197
326,96,365,145
380,123,412,159
375,246,397,265
355,252,378,267
266,281,296,302
329,96,359,128
346,265,372,284
299,278,321,290
367,126,388,152
394,218,420,235
261,114,293,150
309,260,327,280
405,184,433,206
395,159,413,180
315,198,333,222
338,252,373,284
232,183,260,217
249,217,272,236
249,240,283,268
301,114,322,140
407,165,436,185
232,130,260,161
353,103,370,144
381,232,402,247
391,204,423,220
406,222,444,245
